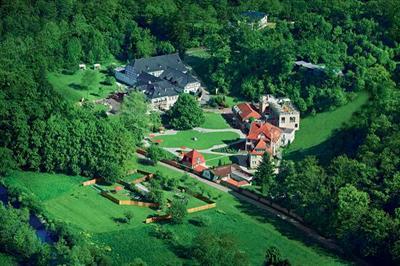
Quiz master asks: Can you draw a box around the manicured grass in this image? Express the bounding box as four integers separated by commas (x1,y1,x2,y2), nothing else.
0,253,17,266
6,165,349,266
47,70,119,102
154,130,240,150
284,92,369,161
203,153,234,167
200,112,230,129
121,173,145,183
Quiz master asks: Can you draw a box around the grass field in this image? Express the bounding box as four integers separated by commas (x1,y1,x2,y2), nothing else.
203,153,235,167
154,130,240,150
201,112,230,129
0,253,16,266
5,162,349,266
284,92,369,161
48,70,119,102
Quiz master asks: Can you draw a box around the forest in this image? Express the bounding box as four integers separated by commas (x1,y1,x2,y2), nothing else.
0,0,399,265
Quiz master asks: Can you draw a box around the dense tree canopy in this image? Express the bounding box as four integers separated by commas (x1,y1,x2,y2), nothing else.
0,0,400,264
167,94,205,130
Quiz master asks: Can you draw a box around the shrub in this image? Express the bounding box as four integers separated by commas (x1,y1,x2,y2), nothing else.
190,216,211,227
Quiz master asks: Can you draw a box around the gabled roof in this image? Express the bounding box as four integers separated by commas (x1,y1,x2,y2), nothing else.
234,103,261,121
211,165,233,177
254,138,267,150
136,80,183,99
247,122,282,143
182,149,205,166
160,67,198,88
130,53,187,74
136,72,163,86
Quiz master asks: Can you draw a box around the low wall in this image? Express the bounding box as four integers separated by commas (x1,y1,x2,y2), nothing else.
82,178,101,186
230,186,304,223
187,203,216,214
100,192,158,207
132,173,154,184
145,215,171,224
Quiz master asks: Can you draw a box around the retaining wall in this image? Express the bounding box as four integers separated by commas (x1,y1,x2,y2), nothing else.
100,192,158,207
82,178,101,186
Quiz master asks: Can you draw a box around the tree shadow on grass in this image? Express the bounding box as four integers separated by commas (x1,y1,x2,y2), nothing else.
138,158,153,166
184,54,212,87
284,126,366,165
230,192,353,263
68,83,87,91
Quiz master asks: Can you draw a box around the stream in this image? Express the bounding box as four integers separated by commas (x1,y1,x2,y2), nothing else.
0,185,55,244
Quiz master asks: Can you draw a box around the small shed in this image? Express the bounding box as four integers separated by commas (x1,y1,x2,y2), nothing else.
94,63,101,70
79,64,86,70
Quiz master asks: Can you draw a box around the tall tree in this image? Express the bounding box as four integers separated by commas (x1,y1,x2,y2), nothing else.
168,94,205,130
255,153,276,196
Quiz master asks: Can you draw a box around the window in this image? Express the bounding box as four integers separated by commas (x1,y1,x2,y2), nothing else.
281,117,286,123
290,117,296,123
295,123,298,128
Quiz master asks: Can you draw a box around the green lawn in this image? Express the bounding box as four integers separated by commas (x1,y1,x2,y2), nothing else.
200,112,230,129
47,70,120,102
0,253,17,266
154,130,240,150
284,92,369,161
5,162,350,266
203,153,235,167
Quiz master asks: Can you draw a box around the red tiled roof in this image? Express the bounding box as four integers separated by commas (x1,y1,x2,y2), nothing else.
254,139,267,149
211,165,233,177
193,164,207,173
235,103,261,121
182,149,205,166
247,122,282,143
224,178,249,187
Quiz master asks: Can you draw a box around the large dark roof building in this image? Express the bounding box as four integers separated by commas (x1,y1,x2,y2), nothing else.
115,53,201,110
131,53,187,74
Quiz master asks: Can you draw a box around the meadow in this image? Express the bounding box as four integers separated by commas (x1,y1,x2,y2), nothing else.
154,130,240,150
47,69,119,103
5,158,350,266
284,91,369,161
200,112,230,129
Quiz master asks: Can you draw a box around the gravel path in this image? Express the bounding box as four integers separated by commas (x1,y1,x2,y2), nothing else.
135,152,354,258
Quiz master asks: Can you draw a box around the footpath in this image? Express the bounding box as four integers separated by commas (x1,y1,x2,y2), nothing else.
136,152,356,259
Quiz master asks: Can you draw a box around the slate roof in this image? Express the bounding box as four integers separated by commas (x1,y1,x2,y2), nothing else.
160,67,198,87
130,53,187,74
137,80,183,99
136,72,163,86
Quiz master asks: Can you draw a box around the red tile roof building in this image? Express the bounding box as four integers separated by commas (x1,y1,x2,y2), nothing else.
181,149,207,173
246,122,282,168
232,103,261,129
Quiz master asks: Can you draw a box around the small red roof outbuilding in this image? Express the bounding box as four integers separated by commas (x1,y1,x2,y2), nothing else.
182,149,205,167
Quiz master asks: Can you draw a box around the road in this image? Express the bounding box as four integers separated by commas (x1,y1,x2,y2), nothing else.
135,153,359,258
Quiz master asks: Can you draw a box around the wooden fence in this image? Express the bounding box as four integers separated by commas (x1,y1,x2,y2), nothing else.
82,178,101,186
145,215,171,224
100,192,158,207
187,203,216,214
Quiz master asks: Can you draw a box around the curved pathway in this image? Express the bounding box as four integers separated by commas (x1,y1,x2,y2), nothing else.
135,152,365,261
